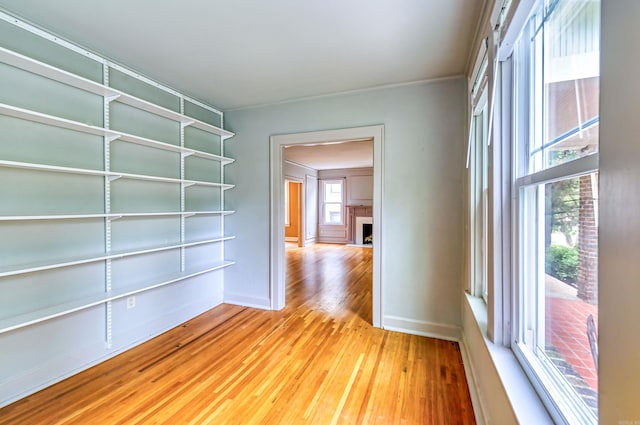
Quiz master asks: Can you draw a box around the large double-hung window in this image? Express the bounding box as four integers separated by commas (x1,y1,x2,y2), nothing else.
511,0,600,422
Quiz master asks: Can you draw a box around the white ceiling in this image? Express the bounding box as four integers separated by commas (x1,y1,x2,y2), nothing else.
284,139,373,170
0,0,484,111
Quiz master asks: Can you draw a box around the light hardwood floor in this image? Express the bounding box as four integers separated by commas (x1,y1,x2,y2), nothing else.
0,244,475,424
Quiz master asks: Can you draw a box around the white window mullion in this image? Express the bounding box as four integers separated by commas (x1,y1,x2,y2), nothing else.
517,153,598,187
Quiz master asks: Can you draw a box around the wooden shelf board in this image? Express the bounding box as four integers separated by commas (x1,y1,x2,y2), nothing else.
0,105,235,164
0,261,235,334
0,211,235,223
0,47,117,97
0,103,113,137
0,158,234,189
0,159,106,177
0,213,108,221
113,94,234,139
0,237,235,278
190,119,235,139
1,47,234,139
116,132,183,154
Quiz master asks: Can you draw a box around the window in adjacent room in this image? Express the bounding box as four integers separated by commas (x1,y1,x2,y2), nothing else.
321,179,344,225
511,0,600,423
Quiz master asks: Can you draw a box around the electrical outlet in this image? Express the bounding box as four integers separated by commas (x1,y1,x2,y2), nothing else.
126,296,136,309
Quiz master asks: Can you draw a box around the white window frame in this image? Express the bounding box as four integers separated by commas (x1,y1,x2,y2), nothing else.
469,70,490,303
506,1,600,423
320,179,345,225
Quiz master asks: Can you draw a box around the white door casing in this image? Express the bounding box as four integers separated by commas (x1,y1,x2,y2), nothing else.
269,125,384,327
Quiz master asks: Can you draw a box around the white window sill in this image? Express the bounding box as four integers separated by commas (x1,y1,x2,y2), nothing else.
463,293,554,425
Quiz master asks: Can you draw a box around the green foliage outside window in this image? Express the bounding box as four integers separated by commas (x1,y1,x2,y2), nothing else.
546,244,579,285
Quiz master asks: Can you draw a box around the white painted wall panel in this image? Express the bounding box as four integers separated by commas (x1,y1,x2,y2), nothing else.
348,175,374,205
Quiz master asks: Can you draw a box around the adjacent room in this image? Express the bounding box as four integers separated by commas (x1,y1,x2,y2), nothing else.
1,0,639,424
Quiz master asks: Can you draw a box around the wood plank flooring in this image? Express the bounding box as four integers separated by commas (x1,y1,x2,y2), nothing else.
0,243,475,424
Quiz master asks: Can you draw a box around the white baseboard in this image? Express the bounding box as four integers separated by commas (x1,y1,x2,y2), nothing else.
382,315,462,341
0,295,223,409
284,237,298,242
223,292,271,310
458,339,488,425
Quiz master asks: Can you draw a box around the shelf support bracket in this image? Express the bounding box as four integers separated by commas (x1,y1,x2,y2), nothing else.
105,134,121,143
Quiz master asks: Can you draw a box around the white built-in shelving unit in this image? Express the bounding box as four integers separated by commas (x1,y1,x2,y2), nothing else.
0,18,236,344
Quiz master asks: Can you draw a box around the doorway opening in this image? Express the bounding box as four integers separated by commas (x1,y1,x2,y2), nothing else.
284,179,303,247
269,125,384,327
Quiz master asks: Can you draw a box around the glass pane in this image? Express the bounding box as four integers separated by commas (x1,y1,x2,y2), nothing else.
324,183,342,203
530,0,600,172
524,173,599,417
543,173,599,416
324,203,342,224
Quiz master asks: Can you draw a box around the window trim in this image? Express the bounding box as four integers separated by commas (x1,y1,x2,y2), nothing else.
511,162,599,425
468,27,513,345
489,54,513,346
470,87,490,302
284,180,290,226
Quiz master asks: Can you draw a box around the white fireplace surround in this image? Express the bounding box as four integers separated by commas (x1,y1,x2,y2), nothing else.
355,216,373,245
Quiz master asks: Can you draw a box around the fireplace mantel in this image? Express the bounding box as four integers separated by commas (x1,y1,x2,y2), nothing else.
346,205,373,244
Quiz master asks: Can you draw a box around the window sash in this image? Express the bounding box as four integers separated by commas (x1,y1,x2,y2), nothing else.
513,159,601,425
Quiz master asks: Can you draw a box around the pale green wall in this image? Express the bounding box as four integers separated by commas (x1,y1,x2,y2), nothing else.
224,78,467,333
